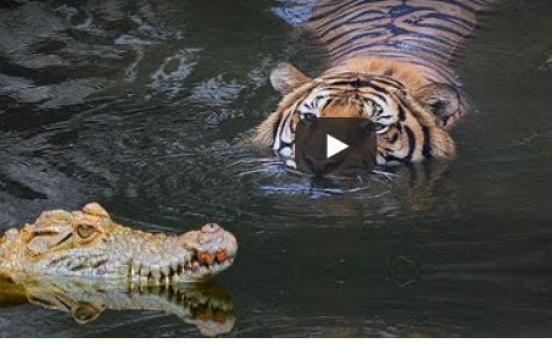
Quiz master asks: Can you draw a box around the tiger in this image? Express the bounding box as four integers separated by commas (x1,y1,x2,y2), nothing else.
253,0,499,176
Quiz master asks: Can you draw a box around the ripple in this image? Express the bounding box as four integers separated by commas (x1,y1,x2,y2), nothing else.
148,49,201,98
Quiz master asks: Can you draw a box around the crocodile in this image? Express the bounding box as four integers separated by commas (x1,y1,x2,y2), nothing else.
0,276,235,337
0,203,237,284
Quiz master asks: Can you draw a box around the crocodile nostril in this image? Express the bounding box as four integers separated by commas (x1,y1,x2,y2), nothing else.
201,223,221,233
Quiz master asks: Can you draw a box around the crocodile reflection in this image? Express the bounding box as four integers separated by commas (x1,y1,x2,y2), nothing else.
7,277,235,337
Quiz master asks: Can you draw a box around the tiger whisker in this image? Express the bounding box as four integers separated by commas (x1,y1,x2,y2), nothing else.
286,169,310,177
313,186,371,195
261,161,285,166
229,158,281,167
237,169,275,177
370,170,396,181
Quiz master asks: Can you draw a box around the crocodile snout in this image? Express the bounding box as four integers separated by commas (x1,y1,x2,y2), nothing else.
196,223,237,265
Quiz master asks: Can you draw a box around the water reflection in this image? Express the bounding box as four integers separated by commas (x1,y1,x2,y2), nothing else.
0,277,235,337
233,157,457,219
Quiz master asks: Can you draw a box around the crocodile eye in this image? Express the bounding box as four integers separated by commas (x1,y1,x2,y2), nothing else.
74,306,95,322
76,225,95,239
72,304,101,325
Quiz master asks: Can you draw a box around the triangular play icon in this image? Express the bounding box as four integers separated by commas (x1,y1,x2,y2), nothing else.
326,134,349,159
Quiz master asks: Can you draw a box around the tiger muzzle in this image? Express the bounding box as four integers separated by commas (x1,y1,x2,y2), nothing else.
295,117,377,176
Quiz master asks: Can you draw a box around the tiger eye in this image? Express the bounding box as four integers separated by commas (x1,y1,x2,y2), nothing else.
76,225,95,239
374,104,383,115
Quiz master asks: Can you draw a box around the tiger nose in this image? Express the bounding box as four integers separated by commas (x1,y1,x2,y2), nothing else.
304,155,338,175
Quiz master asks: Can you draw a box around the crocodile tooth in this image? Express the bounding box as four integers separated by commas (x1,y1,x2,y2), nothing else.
210,299,220,309
139,266,150,277
132,263,141,277
151,270,161,284
192,262,200,272
198,295,208,305
161,266,171,277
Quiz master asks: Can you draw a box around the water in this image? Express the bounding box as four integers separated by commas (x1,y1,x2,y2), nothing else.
1,0,552,337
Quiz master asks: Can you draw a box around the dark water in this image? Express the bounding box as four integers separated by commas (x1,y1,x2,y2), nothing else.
1,0,552,337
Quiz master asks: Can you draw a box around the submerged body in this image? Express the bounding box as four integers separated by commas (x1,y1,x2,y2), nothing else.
0,203,237,284
255,0,498,175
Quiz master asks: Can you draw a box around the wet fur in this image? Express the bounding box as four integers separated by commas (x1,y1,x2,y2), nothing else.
254,0,498,171
254,57,456,163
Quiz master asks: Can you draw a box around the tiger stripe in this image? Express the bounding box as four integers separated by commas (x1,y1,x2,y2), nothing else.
254,0,500,175
307,0,498,84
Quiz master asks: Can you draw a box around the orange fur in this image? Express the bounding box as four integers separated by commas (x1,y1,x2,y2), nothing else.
324,56,431,91
253,57,458,159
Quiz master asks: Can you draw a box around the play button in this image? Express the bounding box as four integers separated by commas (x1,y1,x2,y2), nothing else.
326,134,349,159
295,117,377,175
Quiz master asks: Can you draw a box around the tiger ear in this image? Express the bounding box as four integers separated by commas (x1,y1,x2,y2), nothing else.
414,83,467,129
270,63,312,95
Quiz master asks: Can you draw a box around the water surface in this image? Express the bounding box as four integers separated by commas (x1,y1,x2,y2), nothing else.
1,0,552,337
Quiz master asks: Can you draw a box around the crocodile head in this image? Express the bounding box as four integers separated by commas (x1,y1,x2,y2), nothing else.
0,203,237,284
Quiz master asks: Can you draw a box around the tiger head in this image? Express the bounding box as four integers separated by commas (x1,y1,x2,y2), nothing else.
254,61,463,176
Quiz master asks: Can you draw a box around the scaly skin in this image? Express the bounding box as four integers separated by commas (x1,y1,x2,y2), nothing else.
8,276,235,337
0,203,237,284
